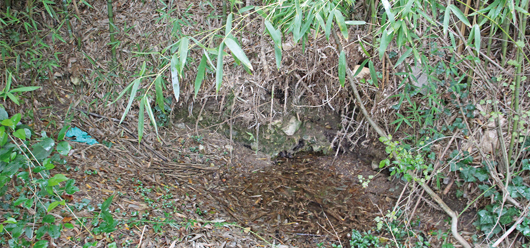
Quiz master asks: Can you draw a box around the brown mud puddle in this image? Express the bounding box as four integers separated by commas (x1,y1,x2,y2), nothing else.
210,153,404,246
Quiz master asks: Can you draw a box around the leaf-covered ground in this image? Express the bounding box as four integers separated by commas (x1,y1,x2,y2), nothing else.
3,0,518,247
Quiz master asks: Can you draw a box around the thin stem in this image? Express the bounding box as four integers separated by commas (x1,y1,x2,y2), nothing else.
500,13,510,66
507,0,529,163
107,0,117,67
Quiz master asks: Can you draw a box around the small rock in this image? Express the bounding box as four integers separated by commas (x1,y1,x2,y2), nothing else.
371,160,379,170
282,116,301,136
175,123,187,129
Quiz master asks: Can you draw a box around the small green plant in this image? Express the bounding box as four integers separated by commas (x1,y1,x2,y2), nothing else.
1,71,41,105
0,107,77,247
358,175,374,188
348,230,379,248
191,135,203,143
84,169,98,175
379,135,433,182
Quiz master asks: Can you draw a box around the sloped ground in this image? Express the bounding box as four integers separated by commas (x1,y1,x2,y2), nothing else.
0,0,490,247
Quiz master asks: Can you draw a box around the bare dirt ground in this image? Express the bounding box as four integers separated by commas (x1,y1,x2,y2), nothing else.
16,104,472,247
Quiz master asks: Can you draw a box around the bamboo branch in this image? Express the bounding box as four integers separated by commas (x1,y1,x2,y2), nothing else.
330,28,471,248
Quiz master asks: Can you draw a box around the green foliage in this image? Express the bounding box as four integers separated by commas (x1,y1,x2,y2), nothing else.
448,151,489,183
475,204,519,238
348,230,379,247
0,106,76,247
516,217,530,237
1,0,71,80
1,71,41,106
379,135,433,182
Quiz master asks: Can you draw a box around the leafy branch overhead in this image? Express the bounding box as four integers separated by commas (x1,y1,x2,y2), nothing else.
113,0,367,143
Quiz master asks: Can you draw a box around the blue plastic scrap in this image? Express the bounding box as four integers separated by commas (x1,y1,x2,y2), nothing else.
66,127,99,145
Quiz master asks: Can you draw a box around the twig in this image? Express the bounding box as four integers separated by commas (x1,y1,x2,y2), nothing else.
321,205,342,248
137,225,147,248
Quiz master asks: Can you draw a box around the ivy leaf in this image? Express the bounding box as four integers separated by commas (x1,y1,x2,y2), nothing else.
34,240,49,248
56,141,71,156
48,174,68,187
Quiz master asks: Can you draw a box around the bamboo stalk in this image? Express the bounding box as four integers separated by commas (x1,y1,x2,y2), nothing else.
456,0,471,55
484,24,497,68
507,0,529,163
500,13,510,66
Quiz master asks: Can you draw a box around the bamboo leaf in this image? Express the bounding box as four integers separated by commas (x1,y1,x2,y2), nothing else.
178,37,189,75
473,24,481,53
265,20,283,69
395,47,412,68
338,50,346,87
300,10,315,39
225,37,253,71
6,92,19,105
345,21,366,25
138,98,145,143
358,38,370,57
353,60,369,77
274,45,282,70
381,0,395,25
171,53,180,102
448,4,471,27
368,60,378,88
239,5,254,14
334,9,348,39
315,13,326,32
443,6,451,36
325,11,334,40
194,54,208,98
379,29,394,60
140,61,146,76
119,78,140,124
145,96,159,138
110,80,134,106
154,76,165,113
10,86,41,93
265,20,281,46
403,0,414,16
293,7,302,42
216,43,225,92
5,71,12,92
225,13,233,35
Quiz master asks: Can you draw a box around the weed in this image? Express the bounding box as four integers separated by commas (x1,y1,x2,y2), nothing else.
0,106,77,247
84,169,98,175
358,175,374,188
